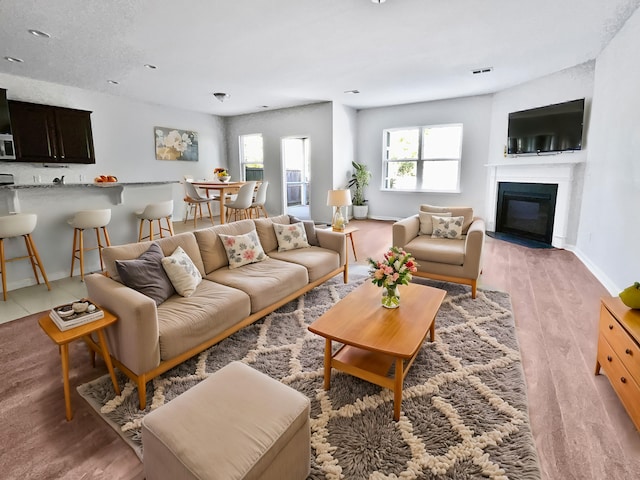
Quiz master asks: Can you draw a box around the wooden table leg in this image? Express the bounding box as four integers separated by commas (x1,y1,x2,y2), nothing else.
60,343,73,421
394,357,403,421
324,338,332,390
219,189,226,224
96,328,121,395
429,319,436,342
344,235,349,283
348,232,358,260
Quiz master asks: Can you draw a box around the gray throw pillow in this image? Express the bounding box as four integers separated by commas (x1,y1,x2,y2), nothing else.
289,215,319,246
115,243,175,306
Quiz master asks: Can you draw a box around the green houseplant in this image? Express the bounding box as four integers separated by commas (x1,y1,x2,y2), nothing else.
347,161,372,219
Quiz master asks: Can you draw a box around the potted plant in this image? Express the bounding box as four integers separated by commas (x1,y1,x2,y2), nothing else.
347,161,372,219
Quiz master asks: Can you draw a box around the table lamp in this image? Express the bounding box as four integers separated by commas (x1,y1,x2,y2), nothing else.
327,189,352,231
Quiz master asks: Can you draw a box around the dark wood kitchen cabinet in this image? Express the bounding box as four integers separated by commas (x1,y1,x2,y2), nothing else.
8,100,95,164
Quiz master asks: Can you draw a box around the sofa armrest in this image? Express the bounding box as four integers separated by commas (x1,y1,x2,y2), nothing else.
85,273,161,375
392,215,420,249
316,228,346,266
463,217,486,278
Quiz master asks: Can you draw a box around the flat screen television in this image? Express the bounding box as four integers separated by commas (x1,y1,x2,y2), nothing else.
507,98,585,154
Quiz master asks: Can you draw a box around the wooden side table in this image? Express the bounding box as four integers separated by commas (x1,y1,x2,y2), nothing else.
38,307,121,421
330,225,358,282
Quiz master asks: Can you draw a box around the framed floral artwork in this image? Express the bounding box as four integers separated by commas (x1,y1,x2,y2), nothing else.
154,127,198,161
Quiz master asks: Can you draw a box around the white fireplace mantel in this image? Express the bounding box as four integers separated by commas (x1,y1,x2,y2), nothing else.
485,159,584,248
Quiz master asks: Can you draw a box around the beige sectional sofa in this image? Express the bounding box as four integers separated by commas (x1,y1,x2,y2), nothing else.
85,214,346,409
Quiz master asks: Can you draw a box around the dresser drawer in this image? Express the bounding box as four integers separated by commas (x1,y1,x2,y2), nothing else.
597,334,640,430
599,305,640,384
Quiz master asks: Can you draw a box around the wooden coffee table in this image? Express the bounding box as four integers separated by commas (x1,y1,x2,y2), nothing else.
308,281,446,420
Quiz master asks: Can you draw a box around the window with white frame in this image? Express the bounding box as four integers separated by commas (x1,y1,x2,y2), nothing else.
239,133,264,181
382,123,463,192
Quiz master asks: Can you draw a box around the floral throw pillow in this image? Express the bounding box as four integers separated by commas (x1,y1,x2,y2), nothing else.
273,222,311,252
431,215,464,239
161,246,202,297
218,230,268,269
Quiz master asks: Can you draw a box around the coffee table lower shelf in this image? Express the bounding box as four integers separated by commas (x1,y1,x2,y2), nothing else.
324,340,422,420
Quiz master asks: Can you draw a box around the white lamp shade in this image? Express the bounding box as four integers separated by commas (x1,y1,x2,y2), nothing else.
327,189,352,207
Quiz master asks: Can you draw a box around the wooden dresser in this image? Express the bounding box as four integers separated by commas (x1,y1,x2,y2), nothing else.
595,296,640,429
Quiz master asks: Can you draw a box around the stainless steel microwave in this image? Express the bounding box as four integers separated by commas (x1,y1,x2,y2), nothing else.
0,133,15,160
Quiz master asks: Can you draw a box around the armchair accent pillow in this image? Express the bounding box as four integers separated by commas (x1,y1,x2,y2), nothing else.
419,211,451,235
274,222,311,252
115,243,175,306
431,215,464,239
161,246,202,297
218,229,268,269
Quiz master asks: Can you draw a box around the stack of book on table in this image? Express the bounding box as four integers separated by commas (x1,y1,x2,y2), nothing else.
49,300,104,331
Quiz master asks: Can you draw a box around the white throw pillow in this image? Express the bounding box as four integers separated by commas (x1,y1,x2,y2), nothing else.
161,246,202,297
218,229,268,269
419,211,451,235
431,215,464,239
273,222,310,252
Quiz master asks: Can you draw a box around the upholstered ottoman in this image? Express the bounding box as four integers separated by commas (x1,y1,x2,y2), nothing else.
141,361,311,480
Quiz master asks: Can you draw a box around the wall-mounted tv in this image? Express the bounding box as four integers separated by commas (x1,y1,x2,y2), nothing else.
507,98,585,154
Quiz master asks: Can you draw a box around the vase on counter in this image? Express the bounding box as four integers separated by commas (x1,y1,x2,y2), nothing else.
381,285,400,309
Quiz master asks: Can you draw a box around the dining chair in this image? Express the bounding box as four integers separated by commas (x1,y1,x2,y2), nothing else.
225,181,257,222
250,181,269,219
183,180,216,228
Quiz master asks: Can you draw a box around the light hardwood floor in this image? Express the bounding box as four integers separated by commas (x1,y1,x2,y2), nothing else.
1,219,639,479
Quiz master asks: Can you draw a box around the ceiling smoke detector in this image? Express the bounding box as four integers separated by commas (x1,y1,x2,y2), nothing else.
213,92,230,102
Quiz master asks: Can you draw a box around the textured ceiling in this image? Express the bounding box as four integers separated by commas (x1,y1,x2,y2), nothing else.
1,0,639,116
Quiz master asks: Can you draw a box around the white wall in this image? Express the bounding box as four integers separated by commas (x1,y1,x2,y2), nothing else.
224,102,334,223
486,62,595,246
356,95,493,220
575,8,640,293
0,72,226,220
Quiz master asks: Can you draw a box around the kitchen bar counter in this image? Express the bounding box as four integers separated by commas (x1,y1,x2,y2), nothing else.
0,180,178,293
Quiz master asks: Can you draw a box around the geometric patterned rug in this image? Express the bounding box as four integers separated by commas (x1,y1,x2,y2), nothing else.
78,275,541,479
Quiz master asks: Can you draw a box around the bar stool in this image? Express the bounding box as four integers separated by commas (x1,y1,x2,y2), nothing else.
68,209,111,281
136,200,174,242
0,213,51,301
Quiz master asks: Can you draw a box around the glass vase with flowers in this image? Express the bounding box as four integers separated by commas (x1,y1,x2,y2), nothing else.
367,247,418,308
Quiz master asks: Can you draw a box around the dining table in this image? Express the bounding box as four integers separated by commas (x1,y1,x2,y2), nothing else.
191,181,246,224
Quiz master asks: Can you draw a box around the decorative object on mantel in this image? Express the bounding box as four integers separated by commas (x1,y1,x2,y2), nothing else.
620,282,640,309
77,276,541,479
214,167,230,182
368,246,418,308
154,127,198,161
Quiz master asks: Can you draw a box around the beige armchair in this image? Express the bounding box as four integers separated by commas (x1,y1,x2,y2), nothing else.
392,204,485,298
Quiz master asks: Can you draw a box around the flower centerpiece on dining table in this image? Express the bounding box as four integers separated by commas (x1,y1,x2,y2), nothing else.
214,168,231,182
367,246,418,308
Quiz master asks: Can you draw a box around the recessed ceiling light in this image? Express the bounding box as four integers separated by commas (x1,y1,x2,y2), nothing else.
371,0,386,3
107,80,120,85
344,89,360,94
261,105,269,109
4,56,24,63
28,29,51,38
472,67,493,75
212,92,230,102
144,64,157,70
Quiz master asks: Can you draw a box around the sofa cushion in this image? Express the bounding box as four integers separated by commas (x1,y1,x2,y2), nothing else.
104,232,205,282
419,211,451,236
420,204,474,233
405,236,465,266
289,215,320,246
431,215,464,240
269,246,340,282
193,220,256,273
253,214,291,253
274,222,310,252
157,280,251,360
161,246,203,297
205,257,308,313
218,230,268,269
114,243,175,306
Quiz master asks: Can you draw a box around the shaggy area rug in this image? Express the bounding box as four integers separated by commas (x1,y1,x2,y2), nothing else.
78,276,540,479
